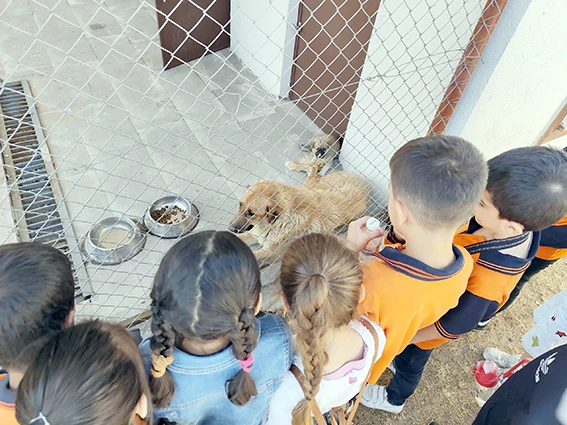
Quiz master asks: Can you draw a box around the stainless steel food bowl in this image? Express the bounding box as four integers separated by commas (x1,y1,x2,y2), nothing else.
84,216,145,265
144,195,199,238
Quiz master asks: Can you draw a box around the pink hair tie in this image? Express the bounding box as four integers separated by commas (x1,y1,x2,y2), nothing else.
239,354,254,373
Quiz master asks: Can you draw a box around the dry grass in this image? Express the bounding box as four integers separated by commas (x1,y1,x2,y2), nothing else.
355,260,567,425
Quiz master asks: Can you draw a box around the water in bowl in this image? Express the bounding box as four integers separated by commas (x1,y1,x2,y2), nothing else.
97,227,133,249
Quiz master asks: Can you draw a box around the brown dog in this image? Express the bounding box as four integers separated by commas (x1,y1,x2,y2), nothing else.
229,171,369,265
285,133,341,176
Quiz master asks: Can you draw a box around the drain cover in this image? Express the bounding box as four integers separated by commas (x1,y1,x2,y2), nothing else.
0,79,91,301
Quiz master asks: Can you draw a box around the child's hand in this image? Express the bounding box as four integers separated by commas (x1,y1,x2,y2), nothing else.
347,216,384,253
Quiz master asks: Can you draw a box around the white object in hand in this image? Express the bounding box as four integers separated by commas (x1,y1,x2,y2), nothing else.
366,217,381,231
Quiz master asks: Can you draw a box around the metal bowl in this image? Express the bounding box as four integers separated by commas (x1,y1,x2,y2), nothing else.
144,195,199,238
84,217,146,265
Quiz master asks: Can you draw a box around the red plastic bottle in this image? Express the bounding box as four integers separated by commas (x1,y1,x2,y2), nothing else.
473,360,500,406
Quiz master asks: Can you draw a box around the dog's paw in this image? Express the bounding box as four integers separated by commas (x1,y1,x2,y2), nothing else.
285,161,300,170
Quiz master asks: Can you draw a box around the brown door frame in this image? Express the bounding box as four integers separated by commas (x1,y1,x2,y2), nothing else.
429,0,509,135
537,101,567,145
289,0,381,137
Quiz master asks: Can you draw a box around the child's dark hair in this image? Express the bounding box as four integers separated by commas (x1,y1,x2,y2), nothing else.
149,230,262,408
280,234,362,425
0,242,75,370
15,320,151,425
486,146,567,231
390,135,488,229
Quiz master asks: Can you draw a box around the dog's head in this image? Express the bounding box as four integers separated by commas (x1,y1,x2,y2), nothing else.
229,181,282,234
303,134,341,159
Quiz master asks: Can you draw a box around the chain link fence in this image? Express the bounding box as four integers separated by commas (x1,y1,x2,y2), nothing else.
0,0,493,325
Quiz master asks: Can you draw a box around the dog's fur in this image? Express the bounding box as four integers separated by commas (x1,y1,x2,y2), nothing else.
285,134,342,176
229,171,369,265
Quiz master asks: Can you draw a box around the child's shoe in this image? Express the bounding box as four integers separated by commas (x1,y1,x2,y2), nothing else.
360,384,404,414
483,347,521,369
474,318,492,331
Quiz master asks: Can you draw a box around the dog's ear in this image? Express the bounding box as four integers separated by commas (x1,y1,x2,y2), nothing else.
266,203,282,224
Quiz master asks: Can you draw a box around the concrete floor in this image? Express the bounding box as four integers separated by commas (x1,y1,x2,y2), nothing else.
0,0,320,322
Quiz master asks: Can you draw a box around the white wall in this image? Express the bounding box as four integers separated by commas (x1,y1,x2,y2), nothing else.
445,0,567,158
230,0,299,98
340,0,484,201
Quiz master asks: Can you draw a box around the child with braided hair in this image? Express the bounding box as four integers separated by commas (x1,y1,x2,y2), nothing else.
267,234,385,425
139,230,293,425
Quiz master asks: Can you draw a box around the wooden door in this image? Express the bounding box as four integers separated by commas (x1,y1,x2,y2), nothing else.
156,0,230,70
290,0,380,137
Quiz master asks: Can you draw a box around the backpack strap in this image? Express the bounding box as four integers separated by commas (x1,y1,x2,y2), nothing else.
343,317,381,424
465,232,530,255
290,365,328,425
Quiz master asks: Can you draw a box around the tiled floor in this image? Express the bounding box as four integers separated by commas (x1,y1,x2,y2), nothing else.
0,0,320,321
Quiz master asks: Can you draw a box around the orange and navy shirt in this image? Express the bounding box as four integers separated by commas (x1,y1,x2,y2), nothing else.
536,214,567,261
358,244,472,384
417,218,541,350
0,373,17,425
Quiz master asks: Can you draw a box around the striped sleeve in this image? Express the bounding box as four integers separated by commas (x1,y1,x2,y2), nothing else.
437,291,499,337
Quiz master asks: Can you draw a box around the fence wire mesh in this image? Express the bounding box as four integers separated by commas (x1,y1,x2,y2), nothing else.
0,0,493,325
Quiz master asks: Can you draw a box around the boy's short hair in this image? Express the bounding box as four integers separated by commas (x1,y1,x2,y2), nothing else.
0,243,75,369
487,146,567,231
390,135,488,229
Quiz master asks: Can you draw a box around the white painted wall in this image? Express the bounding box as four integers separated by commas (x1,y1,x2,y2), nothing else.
340,0,484,202
230,0,299,98
445,0,567,158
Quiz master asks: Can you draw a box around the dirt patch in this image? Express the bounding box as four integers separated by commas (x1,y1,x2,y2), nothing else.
355,260,567,425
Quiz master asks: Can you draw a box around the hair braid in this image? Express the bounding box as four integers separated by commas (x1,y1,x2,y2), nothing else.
291,302,329,425
149,302,176,407
226,307,258,406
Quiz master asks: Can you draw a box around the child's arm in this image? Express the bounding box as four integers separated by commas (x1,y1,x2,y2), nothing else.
346,216,384,253
410,324,443,344
411,291,496,344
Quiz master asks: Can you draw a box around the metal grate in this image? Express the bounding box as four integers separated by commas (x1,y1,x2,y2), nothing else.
0,79,90,301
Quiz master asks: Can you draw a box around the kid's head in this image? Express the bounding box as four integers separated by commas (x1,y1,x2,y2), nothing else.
280,233,362,425
475,146,567,236
149,230,262,408
0,243,75,376
15,320,151,425
388,135,487,237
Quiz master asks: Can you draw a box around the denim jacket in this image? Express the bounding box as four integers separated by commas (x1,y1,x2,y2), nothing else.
140,313,293,425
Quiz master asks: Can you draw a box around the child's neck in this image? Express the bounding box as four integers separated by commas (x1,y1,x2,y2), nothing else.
321,324,364,374
474,226,514,241
403,229,456,270
5,368,23,390
179,334,231,356
474,227,533,258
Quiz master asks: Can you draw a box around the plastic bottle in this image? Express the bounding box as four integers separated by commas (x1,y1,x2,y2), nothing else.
473,360,500,407
365,217,381,231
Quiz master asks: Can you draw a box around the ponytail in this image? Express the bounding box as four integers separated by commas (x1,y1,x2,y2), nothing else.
149,303,176,408
226,307,259,406
280,234,363,425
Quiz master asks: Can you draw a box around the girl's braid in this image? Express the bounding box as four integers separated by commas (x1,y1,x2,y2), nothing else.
148,301,176,407
226,307,259,406
149,302,175,357
290,275,331,425
231,308,257,360
295,309,328,401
